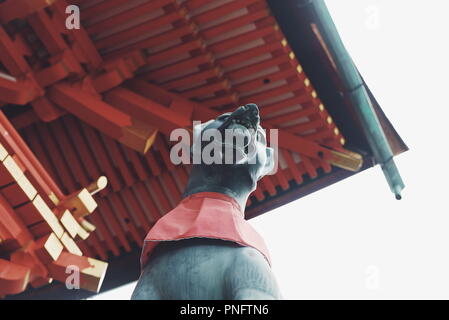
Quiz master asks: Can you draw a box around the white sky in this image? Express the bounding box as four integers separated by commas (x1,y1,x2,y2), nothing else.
91,0,449,300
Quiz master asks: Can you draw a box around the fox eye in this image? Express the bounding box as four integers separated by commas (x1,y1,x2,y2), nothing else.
257,130,267,145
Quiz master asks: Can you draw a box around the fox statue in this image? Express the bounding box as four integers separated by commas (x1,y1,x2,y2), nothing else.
132,104,281,300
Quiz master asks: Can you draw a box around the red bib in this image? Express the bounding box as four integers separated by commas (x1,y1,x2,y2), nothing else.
140,192,271,268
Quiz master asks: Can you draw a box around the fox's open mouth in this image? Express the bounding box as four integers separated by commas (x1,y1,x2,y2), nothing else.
217,104,260,133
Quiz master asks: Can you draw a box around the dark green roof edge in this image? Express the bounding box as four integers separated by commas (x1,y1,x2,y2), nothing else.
265,0,406,199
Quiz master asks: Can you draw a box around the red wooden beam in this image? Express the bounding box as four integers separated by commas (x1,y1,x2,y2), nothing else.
0,111,64,203
0,76,39,105
0,259,30,297
0,0,55,24
104,86,191,136
48,83,131,139
85,0,173,35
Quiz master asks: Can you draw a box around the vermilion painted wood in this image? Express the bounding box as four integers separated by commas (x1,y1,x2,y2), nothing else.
95,9,182,51
154,136,176,172
305,127,342,144
81,0,130,21
161,171,182,205
218,41,283,69
128,79,334,167
124,79,330,206
235,68,298,94
146,39,203,66
252,186,266,202
108,193,142,245
121,188,151,231
14,201,45,228
259,94,311,118
180,80,230,99
0,194,33,249
79,122,122,192
0,77,39,105
54,1,103,68
269,167,290,192
89,210,121,257
49,120,90,188
121,146,149,181
62,116,102,182
35,121,77,193
102,24,193,60
134,182,162,221
102,135,135,187
183,0,212,10
240,79,304,105
192,0,261,25
144,150,162,177
260,177,276,197
47,252,94,289
200,6,269,39
145,54,213,80
0,27,32,76
0,113,65,202
76,240,95,260
175,166,189,189
0,1,352,295
208,20,276,53
148,178,172,214
48,84,132,139
267,107,318,128
85,0,173,35
97,198,132,252
162,68,220,89
10,247,49,281
0,258,30,296
28,12,85,75
104,87,191,136
226,54,292,80
301,154,319,179
199,93,239,108
124,79,326,198
20,126,64,195
0,0,53,24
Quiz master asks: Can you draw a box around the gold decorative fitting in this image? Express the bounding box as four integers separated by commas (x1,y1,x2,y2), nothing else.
289,52,295,60
48,192,59,205
296,65,303,73
60,232,83,256
0,143,7,161
86,176,108,196
60,210,84,239
319,103,325,111
33,195,65,238
312,91,317,98
329,150,363,172
304,78,310,87
327,116,333,124
83,257,109,292
281,39,288,47
340,138,346,145
58,188,97,219
334,128,340,135
79,219,96,233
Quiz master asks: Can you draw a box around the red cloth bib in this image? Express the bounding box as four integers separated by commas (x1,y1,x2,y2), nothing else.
140,192,271,268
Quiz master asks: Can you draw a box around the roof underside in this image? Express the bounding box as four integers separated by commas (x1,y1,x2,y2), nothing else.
0,0,406,298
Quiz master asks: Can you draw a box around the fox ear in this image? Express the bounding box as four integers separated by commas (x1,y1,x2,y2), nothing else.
258,147,275,180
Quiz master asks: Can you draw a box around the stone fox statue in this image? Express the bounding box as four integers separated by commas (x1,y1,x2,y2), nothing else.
132,104,282,300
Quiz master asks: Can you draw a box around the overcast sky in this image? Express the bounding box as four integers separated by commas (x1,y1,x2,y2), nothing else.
92,0,449,300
